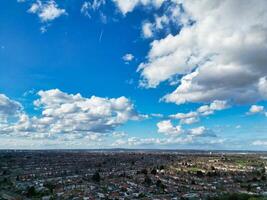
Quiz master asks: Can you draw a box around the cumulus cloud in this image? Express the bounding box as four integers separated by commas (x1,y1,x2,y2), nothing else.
112,128,219,147
142,22,154,38
180,117,199,125
28,0,66,22
169,100,228,124
157,120,184,136
0,94,22,116
157,119,216,138
0,94,22,122
188,126,216,137
138,0,267,105
197,100,229,116
113,0,164,15
247,105,265,115
189,126,205,136
0,89,142,139
169,111,199,125
122,53,134,63
140,2,187,39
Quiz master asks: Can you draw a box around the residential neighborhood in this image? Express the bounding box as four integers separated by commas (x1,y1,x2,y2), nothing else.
0,150,267,199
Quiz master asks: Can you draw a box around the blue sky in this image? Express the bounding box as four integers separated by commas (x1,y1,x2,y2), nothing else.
0,0,267,150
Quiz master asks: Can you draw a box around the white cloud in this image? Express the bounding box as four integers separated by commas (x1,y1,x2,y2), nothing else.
150,113,163,118
112,136,193,146
0,89,142,139
81,1,91,17
198,100,228,116
188,126,215,137
169,111,198,119
157,112,217,138
81,0,106,18
122,53,134,63
169,100,229,125
157,120,183,136
112,127,218,147
23,89,36,97
40,26,48,33
28,0,66,22
0,94,22,116
138,0,267,105
140,3,186,39
236,125,241,129
209,100,229,111
180,117,199,125
156,116,215,138
91,0,106,10
258,77,267,99
112,131,127,138
154,14,169,30
252,140,267,146
28,1,41,13
247,105,264,115
169,111,199,125
0,94,22,123
113,0,164,15
189,126,205,136
206,139,225,145
113,0,139,15
142,22,153,38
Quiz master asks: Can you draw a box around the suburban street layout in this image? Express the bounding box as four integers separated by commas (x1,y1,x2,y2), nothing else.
1,150,267,199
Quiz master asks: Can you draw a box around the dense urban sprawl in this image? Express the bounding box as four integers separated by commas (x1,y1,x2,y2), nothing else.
0,150,267,200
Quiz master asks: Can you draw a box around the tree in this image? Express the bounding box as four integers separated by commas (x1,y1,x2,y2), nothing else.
261,166,266,174
196,170,204,177
143,175,152,186
92,172,101,182
156,180,166,190
44,182,56,193
141,168,148,175
27,186,36,197
247,184,252,192
151,168,157,175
